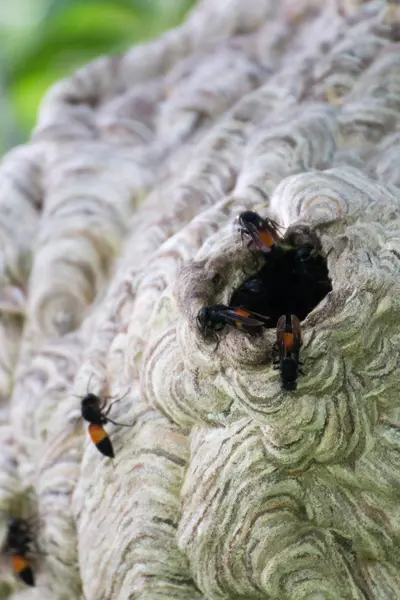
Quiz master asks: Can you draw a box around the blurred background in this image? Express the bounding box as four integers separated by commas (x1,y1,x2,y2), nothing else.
0,0,196,155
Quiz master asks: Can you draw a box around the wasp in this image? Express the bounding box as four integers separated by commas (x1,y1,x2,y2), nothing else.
81,389,135,458
281,226,331,281
229,276,272,317
238,210,283,253
273,314,303,390
196,304,270,343
292,244,331,282
5,518,35,586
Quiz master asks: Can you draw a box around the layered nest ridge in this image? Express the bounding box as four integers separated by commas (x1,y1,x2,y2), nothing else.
0,1,399,598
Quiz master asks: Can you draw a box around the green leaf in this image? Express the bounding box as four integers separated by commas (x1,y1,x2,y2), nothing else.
1,0,196,143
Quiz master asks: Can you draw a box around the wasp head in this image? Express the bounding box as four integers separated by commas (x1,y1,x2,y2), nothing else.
81,392,100,410
81,393,104,424
238,210,264,230
6,518,31,550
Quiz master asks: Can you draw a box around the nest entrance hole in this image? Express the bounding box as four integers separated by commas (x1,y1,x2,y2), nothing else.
230,241,332,328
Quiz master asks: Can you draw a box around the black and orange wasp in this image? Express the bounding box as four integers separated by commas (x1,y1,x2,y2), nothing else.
196,304,270,345
79,380,135,458
238,210,283,253
5,517,35,586
273,314,304,391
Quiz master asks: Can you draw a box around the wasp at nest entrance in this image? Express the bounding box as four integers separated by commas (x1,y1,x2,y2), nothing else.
231,211,332,326
196,211,332,391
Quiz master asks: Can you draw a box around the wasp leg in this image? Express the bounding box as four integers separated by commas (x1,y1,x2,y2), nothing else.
34,544,48,557
103,389,130,415
85,373,95,399
29,534,46,557
106,417,136,428
213,332,220,352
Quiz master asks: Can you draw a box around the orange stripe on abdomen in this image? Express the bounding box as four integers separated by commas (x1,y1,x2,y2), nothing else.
88,423,108,445
283,331,294,351
12,555,30,574
88,423,114,457
260,230,275,248
234,308,249,317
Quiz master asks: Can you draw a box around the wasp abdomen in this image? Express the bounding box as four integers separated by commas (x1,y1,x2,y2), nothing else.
88,423,114,458
12,555,35,587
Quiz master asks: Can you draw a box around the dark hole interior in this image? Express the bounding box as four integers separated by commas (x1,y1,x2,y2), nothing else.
230,243,332,328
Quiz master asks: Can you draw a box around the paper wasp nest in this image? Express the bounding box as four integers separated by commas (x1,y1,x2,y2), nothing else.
0,0,400,598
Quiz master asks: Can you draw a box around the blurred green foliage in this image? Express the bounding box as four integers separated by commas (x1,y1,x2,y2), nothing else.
0,0,195,154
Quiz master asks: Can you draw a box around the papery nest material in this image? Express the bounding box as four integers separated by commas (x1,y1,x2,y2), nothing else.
0,0,400,599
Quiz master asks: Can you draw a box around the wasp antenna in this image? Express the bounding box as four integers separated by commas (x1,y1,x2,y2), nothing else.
107,387,130,405
85,373,95,397
33,540,47,557
103,391,130,417
72,372,95,400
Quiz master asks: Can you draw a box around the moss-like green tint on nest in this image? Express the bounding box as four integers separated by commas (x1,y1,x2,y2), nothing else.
1,0,400,599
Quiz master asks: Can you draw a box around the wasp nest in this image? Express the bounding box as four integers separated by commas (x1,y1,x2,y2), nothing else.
0,0,400,598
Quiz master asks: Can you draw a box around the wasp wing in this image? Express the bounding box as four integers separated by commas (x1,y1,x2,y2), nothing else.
266,218,284,237
222,308,267,327
276,314,287,343
290,314,302,345
276,314,302,357
241,221,261,239
242,308,270,322
240,221,269,251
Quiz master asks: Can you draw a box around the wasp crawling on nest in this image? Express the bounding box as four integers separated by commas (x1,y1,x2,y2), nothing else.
273,314,304,391
196,304,271,349
2,516,37,586
80,386,136,458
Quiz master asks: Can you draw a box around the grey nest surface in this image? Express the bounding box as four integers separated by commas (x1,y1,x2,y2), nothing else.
0,0,400,598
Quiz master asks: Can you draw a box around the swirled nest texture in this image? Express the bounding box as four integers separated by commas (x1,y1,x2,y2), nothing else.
1,0,400,598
